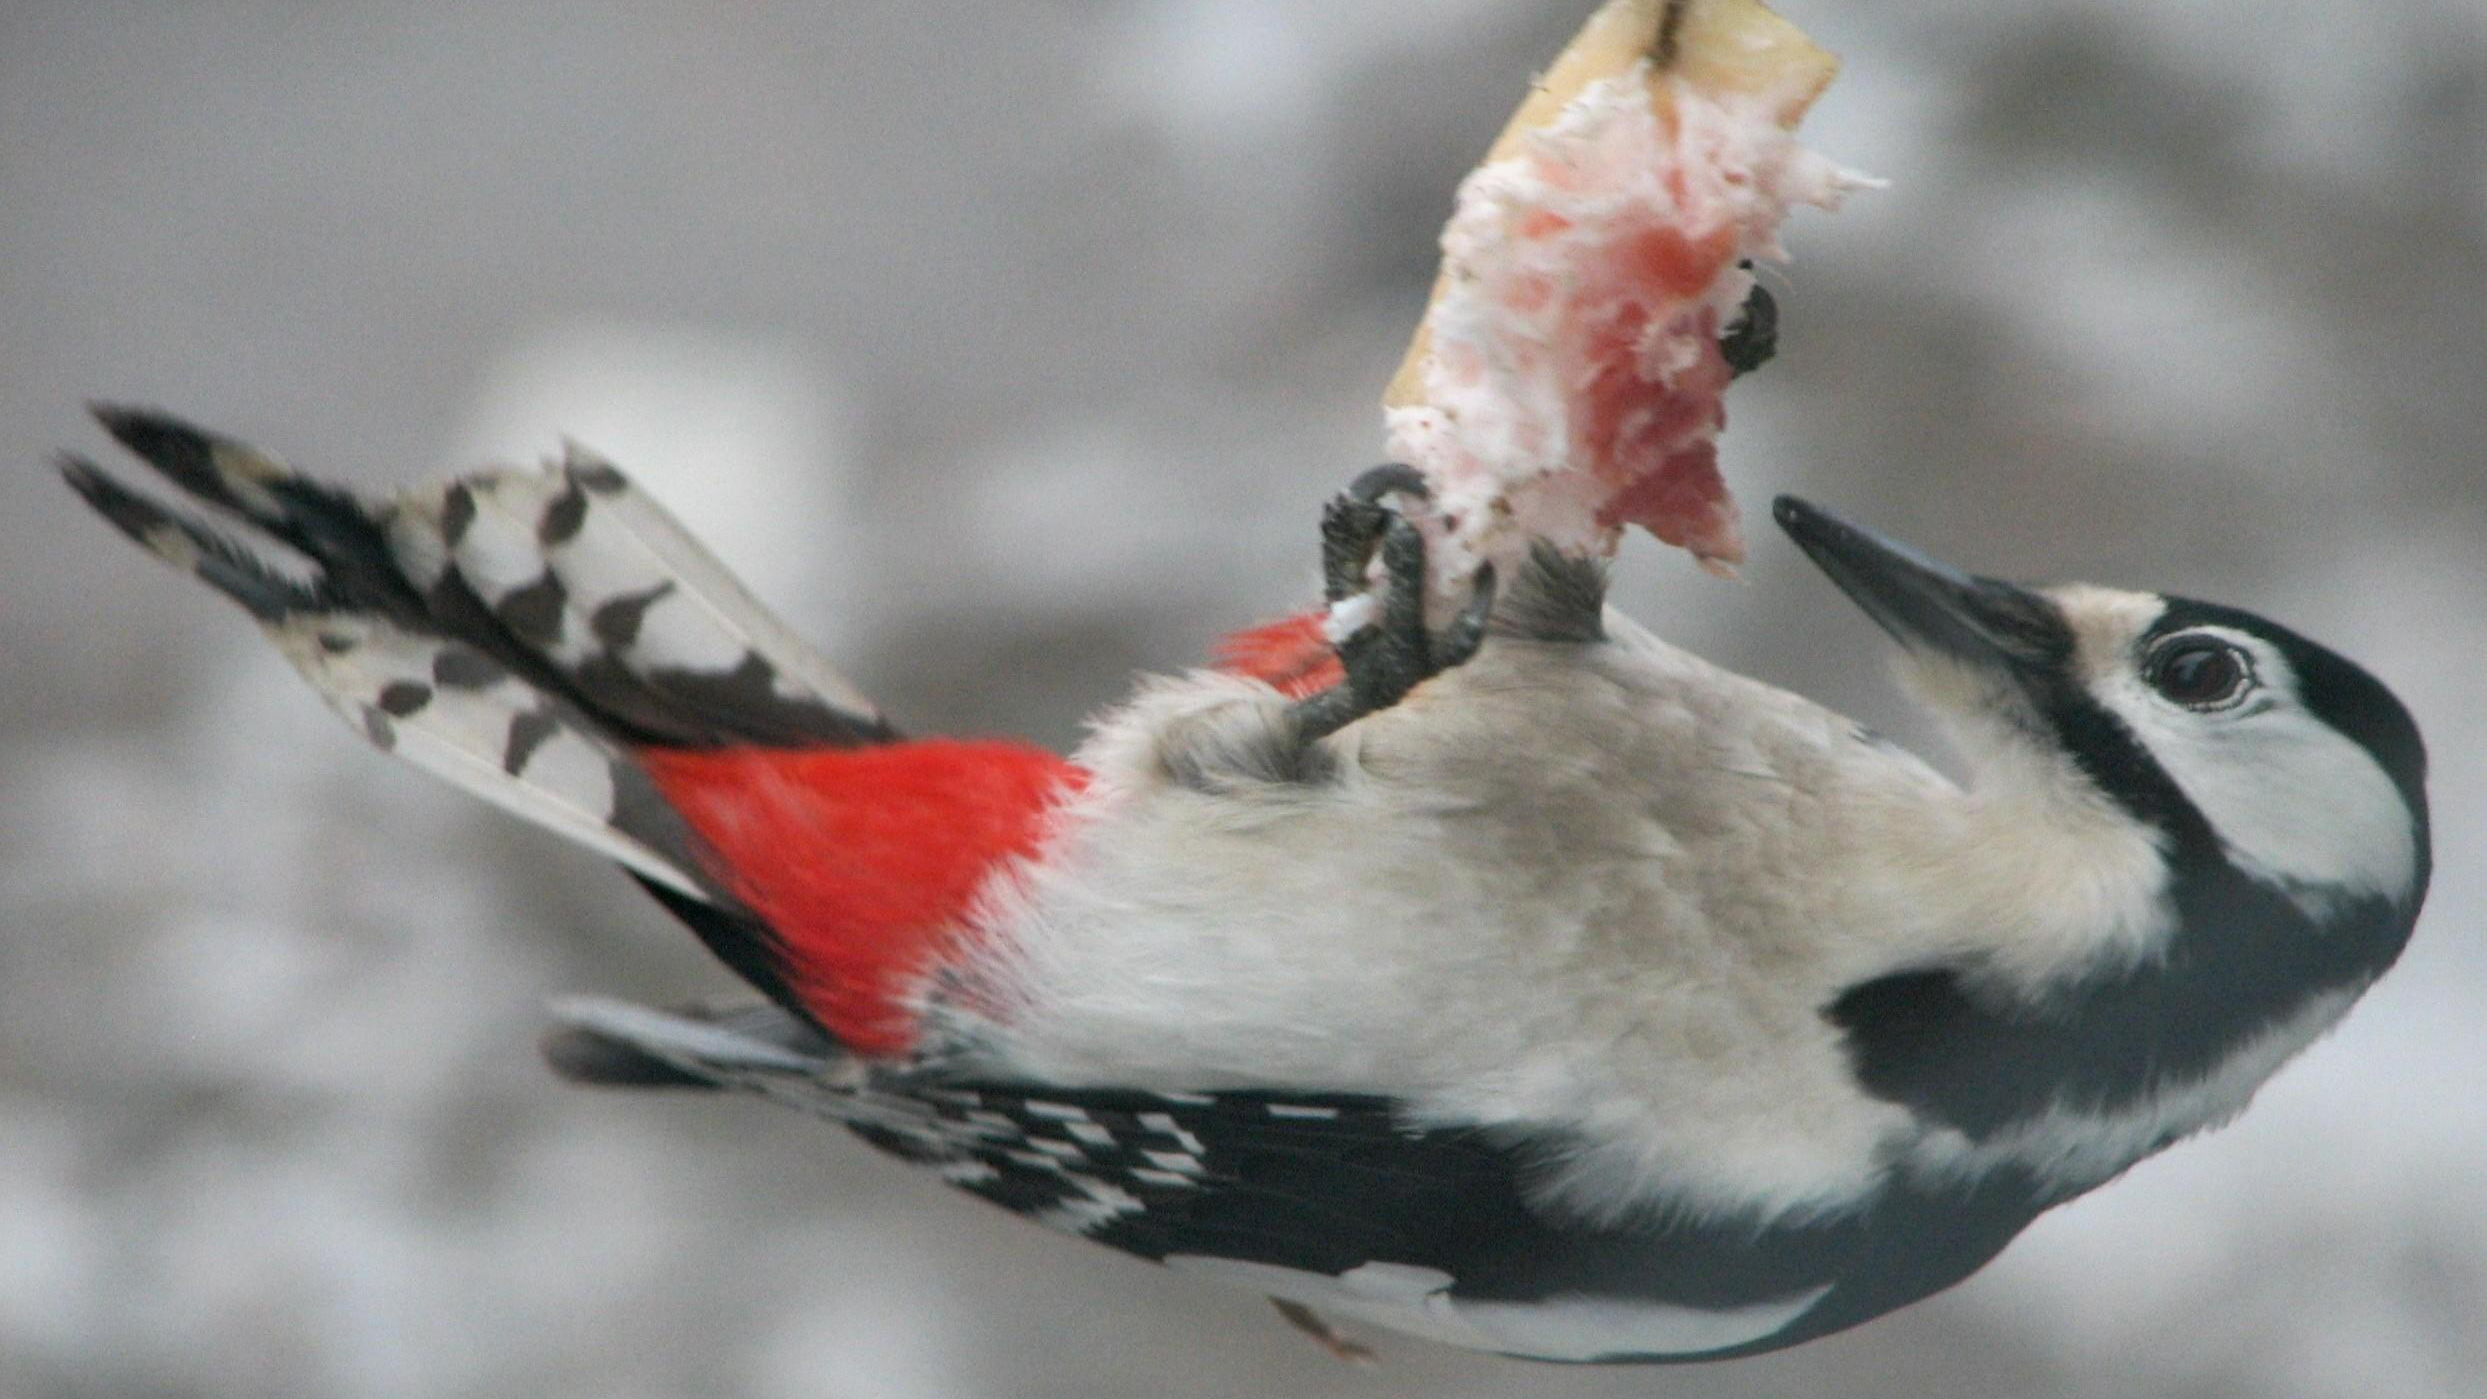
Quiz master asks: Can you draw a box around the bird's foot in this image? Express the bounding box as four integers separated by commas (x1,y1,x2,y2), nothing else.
1719,264,1777,378
1287,465,1496,744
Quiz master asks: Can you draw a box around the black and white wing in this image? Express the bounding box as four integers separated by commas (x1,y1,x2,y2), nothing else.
545,998,2046,1363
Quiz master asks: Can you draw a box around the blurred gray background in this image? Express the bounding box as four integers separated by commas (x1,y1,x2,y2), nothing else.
3,1,2482,1396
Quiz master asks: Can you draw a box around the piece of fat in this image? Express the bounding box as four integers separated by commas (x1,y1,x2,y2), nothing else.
1383,0,1864,593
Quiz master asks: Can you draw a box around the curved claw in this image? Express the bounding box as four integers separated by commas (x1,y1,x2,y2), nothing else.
1321,464,1431,603
1347,462,1429,506
1288,476,1498,747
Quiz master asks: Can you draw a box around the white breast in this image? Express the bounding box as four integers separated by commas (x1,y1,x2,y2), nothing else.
949,622,1977,1223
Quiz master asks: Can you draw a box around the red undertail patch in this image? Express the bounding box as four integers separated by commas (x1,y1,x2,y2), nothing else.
639,740,1085,1055
1214,611,1343,699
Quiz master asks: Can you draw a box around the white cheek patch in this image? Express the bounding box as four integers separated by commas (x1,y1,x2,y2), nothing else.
1161,1256,1829,1362
2095,633,2419,910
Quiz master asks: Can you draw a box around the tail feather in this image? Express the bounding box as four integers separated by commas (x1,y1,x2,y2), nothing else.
66,407,1084,1051
59,455,326,622
537,996,1007,1149
269,612,715,898
63,440,719,898
542,995,842,1088
92,407,437,625
62,406,893,911
540,996,947,1141
415,449,894,748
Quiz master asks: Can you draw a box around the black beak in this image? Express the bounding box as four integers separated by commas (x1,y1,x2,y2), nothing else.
1772,496,2064,673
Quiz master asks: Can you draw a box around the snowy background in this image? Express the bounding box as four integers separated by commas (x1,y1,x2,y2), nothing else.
3,1,2482,1395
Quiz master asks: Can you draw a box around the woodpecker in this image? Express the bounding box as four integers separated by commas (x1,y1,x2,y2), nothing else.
64,408,2428,1364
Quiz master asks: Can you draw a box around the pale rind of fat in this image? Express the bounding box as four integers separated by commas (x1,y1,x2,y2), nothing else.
1378,0,1858,604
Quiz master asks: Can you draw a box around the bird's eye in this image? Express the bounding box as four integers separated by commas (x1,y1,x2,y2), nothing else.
2146,636,2254,710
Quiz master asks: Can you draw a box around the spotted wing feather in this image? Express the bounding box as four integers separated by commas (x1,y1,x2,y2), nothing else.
541,995,2054,1362
540,996,1487,1250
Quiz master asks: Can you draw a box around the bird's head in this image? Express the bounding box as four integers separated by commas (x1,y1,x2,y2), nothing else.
1773,496,2430,935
